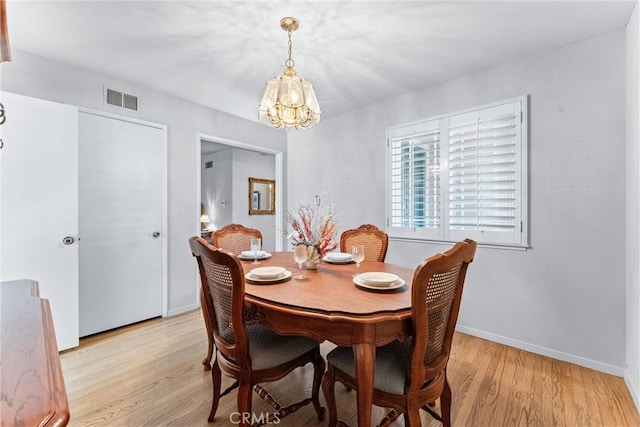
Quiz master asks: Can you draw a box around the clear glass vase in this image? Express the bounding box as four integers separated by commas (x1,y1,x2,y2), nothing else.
303,245,322,270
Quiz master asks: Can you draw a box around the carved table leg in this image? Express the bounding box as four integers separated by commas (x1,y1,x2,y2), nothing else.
352,325,375,427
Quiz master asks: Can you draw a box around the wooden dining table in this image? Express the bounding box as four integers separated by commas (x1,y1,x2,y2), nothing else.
241,251,415,427
1,279,70,427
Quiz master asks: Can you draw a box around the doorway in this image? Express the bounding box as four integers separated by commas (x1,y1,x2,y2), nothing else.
197,133,284,252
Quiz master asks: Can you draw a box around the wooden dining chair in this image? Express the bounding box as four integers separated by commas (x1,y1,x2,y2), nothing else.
196,224,261,370
322,239,477,427
211,223,263,255
202,224,262,370
188,237,325,426
339,224,389,262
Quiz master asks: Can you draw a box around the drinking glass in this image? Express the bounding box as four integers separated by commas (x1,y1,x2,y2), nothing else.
250,238,262,264
351,244,365,277
293,245,308,280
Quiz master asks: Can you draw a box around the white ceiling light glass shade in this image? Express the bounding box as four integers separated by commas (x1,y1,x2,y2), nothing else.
259,17,321,130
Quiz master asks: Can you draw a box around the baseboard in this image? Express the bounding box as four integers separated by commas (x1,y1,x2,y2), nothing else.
456,325,625,377
624,370,640,414
167,303,199,317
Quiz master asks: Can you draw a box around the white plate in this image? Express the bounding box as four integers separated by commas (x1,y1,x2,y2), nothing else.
323,255,355,264
250,266,287,279
239,252,272,260
241,250,267,257
245,270,292,283
324,252,353,262
358,272,400,287
353,275,405,291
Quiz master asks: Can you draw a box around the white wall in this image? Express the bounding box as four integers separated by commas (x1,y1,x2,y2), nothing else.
231,149,277,252
626,2,640,410
1,50,287,316
289,29,628,373
201,149,233,230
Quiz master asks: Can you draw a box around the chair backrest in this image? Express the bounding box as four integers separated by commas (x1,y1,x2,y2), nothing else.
189,236,250,367
409,239,477,387
211,223,263,255
339,224,389,262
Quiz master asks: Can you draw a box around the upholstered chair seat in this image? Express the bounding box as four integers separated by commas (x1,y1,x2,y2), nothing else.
327,339,413,395
245,324,320,371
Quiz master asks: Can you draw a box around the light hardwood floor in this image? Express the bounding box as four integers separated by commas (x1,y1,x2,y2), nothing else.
59,310,640,426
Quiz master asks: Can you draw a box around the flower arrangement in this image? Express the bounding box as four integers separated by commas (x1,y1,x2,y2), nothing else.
286,193,338,258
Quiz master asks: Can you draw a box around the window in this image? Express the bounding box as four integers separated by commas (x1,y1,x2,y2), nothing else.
387,96,528,248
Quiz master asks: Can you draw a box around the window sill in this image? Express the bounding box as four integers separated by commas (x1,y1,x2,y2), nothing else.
388,236,529,251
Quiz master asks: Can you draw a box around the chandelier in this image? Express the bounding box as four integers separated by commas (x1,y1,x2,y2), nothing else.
259,17,321,130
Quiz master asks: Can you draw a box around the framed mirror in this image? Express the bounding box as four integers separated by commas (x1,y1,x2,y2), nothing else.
248,177,275,215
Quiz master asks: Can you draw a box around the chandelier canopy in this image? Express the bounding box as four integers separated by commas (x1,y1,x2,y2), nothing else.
259,17,321,130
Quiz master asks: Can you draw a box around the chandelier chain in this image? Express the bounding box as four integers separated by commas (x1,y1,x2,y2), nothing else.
285,30,295,69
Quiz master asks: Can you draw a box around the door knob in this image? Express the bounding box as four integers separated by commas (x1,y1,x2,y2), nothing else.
62,236,75,245
152,231,161,238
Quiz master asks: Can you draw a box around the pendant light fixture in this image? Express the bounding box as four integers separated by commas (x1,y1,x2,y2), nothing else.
259,17,321,130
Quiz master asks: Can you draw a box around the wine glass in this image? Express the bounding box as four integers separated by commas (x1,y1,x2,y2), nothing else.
250,237,262,264
293,245,308,280
351,244,365,278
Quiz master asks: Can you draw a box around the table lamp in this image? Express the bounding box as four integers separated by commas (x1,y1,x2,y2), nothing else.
200,214,210,230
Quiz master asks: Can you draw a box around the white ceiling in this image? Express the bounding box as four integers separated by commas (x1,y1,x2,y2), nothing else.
5,1,636,123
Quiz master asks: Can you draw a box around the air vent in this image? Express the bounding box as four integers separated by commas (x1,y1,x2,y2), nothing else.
106,88,123,107
123,93,138,111
104,87,138,111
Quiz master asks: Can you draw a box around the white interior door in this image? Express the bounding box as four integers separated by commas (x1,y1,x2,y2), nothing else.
78,112,164,337
0,91,79,350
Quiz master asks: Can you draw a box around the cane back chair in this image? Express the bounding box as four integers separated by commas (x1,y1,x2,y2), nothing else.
339,224,389,262
189,237,325,426
211,223,263,256
322,239,477,427
199,224,263,369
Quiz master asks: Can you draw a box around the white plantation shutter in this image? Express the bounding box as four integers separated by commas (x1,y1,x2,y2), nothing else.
388,119,441,239
447,101,523,244
387,97,528,248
